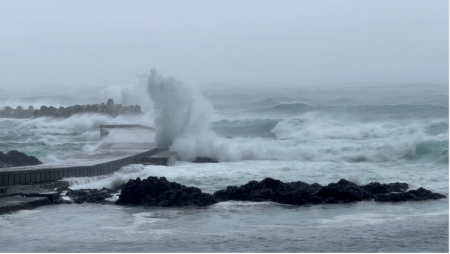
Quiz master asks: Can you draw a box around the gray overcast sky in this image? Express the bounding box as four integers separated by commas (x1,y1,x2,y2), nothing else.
0,0,448,91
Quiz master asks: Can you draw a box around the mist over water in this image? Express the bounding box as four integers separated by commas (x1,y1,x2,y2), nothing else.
1,69,447,165
1,75,448,252
143,71,448,164
0,0,448,251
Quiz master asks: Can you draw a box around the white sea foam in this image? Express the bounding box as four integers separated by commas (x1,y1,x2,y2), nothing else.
98,75,154,114
271,113,428,140
64,164,166,190
147,68,213,148
19,113,154,133
64,159,448,196
145,71,447,163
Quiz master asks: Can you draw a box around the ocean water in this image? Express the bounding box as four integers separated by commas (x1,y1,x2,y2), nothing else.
0,75,448,252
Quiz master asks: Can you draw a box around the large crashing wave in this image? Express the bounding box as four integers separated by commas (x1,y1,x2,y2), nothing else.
146,70,448,163
147,69,213,148
146,69,269,161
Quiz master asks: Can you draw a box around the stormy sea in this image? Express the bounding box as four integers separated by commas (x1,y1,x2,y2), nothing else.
0,72,448,252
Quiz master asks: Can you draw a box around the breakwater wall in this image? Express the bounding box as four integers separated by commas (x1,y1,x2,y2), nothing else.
0,148,160,187
0,98,143,119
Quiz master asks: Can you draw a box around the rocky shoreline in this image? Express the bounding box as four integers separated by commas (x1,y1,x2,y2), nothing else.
0,98,143,119
1,176,446,214
0,150,43,168
60,176,446,207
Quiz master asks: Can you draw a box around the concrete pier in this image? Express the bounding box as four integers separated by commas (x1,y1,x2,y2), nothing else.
0,144,160,187
0,195,51,214
0,125,176,189
0,125,177,214
0,185,60,214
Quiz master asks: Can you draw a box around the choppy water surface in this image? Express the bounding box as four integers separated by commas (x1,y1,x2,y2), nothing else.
0,81,448,252
0,198,447,252
0,159,448,252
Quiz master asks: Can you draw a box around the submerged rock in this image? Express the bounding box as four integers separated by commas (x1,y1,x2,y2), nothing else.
0,150,43,168
361,182,409,195
374,187,446,202
65,188,116,204
116,176,218,207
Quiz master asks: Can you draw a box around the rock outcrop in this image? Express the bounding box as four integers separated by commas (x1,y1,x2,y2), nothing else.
116,176,218,207
65,188,117,204
213,178,446,205
192,157,218,163
60,177,446,207
0,150,43,168
374,187,446,202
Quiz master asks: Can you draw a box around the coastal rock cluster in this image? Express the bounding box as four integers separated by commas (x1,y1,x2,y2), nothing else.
0,150,43,168
116,176,217,206
65,188,117,204
82,176,444,207
212,178,445,204
56,177,446,207
0,98,143,119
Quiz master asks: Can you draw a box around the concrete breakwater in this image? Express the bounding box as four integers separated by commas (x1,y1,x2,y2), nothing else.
0,124,178,214
0,147,161,188
0,98,142,119
0,145,177,214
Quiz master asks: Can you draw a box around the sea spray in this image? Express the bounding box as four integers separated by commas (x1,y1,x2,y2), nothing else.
147,69,213,149
98,74,154,114
146,69,265,161
145,70,448,163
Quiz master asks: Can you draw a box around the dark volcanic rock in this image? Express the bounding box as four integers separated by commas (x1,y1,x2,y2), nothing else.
213,177,324,205
66,188,116,204
315,179,374,203
193,157,218,163
116,176,218,207
374,187,446,202
213,178,445,206
361,182,409,195
0,150,43,168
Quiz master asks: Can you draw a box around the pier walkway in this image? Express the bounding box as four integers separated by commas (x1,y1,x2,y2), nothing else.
0,125,176,190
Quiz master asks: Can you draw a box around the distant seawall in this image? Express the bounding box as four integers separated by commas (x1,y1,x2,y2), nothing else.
0,148,159,187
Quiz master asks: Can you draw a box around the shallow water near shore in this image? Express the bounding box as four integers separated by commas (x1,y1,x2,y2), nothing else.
0,197,447,252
